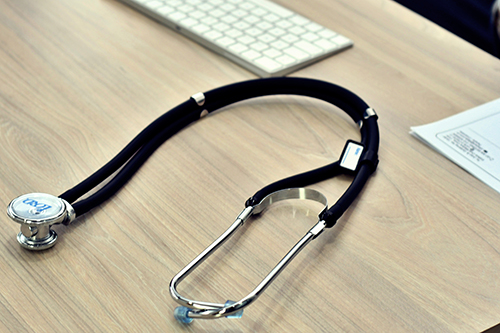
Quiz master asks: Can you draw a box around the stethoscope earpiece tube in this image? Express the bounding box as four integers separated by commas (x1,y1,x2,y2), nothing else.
59,99,202,208
7,77,379,322
65,107,202,216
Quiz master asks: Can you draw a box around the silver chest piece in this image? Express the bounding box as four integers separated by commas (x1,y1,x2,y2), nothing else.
7,193,75,250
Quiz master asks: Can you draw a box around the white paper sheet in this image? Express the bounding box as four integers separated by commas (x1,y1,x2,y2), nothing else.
410,98,500,194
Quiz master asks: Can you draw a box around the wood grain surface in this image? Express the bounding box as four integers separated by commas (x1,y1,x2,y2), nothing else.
0,0,499,331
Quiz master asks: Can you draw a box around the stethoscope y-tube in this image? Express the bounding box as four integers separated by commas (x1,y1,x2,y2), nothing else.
7,77,379,323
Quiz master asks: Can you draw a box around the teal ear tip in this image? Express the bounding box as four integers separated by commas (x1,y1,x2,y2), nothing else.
174,306,193,324
174,301,243,323
225,300,244,319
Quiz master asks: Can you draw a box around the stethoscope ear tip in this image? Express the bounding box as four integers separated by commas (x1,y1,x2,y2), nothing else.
173,300,244,323
174,306,193,324
224,300,244,319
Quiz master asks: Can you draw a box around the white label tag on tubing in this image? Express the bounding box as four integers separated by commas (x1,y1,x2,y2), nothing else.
340,141,364,171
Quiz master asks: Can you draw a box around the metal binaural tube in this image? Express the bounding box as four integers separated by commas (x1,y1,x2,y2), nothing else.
169,188,328,322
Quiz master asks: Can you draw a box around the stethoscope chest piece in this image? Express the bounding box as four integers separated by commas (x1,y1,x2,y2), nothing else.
7,193,75,250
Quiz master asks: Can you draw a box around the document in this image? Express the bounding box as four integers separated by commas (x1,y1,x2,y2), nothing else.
410,98,500,194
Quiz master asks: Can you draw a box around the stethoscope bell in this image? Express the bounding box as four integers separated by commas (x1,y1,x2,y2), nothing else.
6,193,75,250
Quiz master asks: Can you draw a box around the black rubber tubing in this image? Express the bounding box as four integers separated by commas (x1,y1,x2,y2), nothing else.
59,77,379,227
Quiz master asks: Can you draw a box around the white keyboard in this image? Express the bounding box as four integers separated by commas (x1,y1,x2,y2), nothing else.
118,0,353,77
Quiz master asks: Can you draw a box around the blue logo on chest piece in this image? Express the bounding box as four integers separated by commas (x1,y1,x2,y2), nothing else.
22,198,52,213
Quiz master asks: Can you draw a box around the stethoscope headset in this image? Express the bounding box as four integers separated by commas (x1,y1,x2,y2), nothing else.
7,77,379,323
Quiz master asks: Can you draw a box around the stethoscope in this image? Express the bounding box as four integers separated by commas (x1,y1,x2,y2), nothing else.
6,77,379,323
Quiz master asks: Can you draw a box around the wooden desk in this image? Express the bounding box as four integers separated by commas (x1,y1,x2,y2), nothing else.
1,0,499,331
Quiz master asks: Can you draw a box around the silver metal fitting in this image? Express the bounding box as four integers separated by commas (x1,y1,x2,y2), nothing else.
358,108,377,128
191,92,205,106
309,220,327,238
364,107,377,119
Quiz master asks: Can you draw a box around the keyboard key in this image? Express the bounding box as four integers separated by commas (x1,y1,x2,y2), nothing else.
283,46,309,60
289,15,309,26
211,9,226,17
228,43,248,53
177,4,194,12
157,6,175,16
263,13,280,22
250,41,268,51
226,28,243,38
213,22,231,31
331,35,351,47
294,40,323,55
165,0,182,6
221,15,238,24
314,39,337,51
233,21,250,30
275,54,296,65
246,27,263,36
270,40,289,49
237,35,256,44
251,8,267,16
197,3,214,11
263,48,282,58
191,23,210,33
239,2,255,10
189,10,206,19
254,56,282,71
257,34,276,43
281,34,299,43
215,36,236,47
244,15,260,24
301,32,319,42
200,16,218,25
204,30,223,41
276,20,293,29
220,3,236,11
268,27,286,37
256,21,273,30
250,0,293,17
232,9,248,18
288,26,306,35
318,29,337,39
179,17,198,28
305,22,322,32
145,1,163,9
241,49,261,60
168,12,186,22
